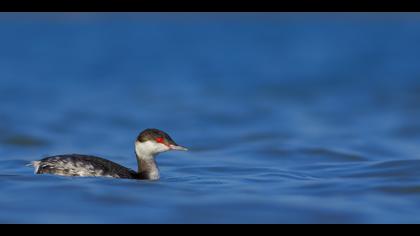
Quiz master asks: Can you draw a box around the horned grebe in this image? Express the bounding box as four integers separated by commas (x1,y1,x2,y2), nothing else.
29,129,188,180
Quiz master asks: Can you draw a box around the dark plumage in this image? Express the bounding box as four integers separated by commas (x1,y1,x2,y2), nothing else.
29,129,188,180
33,155,139,179
137,128,179,147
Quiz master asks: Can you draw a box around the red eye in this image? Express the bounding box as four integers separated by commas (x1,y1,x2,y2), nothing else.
155,137,164,143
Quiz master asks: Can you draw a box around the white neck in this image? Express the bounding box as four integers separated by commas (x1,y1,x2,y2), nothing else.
135,141,162,180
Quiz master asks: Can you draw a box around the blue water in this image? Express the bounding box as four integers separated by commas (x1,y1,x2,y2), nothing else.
1,13,420,223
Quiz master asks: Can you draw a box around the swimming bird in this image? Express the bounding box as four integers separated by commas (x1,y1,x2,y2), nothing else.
29,128,188,180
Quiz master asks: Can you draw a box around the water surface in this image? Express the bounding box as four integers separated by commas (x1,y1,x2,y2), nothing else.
1,13,420,223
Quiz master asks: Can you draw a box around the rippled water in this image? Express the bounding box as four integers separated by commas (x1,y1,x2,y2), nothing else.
1,13,420,223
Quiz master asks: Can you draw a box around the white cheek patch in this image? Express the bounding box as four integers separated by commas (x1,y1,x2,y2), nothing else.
135,141,169,158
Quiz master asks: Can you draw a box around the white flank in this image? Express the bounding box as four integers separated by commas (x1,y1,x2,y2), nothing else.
28,161,41,174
